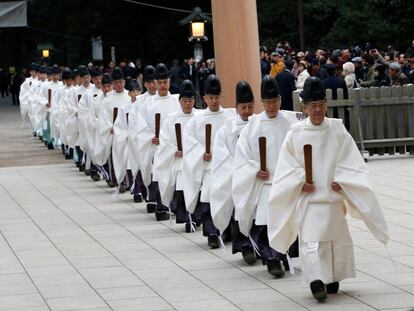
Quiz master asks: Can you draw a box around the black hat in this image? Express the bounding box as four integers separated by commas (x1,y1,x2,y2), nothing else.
236,81,254,103
102,73,112,85
179,79,195,99
143,65,155,82
204,74,222,95
300,77,326,102
61,68,73,80
127,79,140,91
155,63,169,80
30,63,37,71
78,65,89,77
39,65,48,74
52,64,61,74
261,75,280,99
35,64,41,72
90,66,102,77
73,68,79,77
111,67,124,81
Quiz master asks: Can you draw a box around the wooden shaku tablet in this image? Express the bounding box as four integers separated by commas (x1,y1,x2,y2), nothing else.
259,136,266,172
205,124,212,154
113,107,118,124
155,113,161,138
175,123,182,151
303,144,313,184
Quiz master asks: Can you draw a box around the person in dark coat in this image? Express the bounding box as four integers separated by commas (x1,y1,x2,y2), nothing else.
169,59,182,93
0,68,10,98
322,63,350,130
322,64,348,100
260,46,271,77
275,59,296,111
10,70,23,105
181,57,197,86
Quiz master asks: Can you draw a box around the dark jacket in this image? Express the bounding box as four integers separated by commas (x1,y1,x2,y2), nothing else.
261,59,270,77
276,69,296,111
322,76,348,100
181,64,197,85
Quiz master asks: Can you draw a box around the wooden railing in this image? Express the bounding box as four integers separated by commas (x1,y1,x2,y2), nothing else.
293,84,414,157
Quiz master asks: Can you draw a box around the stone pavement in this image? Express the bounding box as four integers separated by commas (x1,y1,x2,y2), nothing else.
1,104,414,311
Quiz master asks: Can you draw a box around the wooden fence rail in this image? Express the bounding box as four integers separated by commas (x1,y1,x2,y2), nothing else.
293,84,414,157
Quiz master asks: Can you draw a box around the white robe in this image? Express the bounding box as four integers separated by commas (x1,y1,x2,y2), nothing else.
210,114,248,233
45,81,63,145
75,84,94,151
182,107,236,213
111,92,133,184
136,92,181,186
64,84,92,148
232,110,299,236
127,92,155,178
267,117,389,283
85,88,104,162
18,76,36,122
57,85,74,146
29,80,48,132
94,90,130,173
93,92,112,166
153,108,195,207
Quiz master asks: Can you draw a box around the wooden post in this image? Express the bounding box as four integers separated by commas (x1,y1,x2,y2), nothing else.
211,0,262,112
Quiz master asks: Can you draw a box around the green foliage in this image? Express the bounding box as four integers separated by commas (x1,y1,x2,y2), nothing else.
257,0,414,51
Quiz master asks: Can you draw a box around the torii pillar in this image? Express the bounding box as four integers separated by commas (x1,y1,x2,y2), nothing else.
211,0,262,112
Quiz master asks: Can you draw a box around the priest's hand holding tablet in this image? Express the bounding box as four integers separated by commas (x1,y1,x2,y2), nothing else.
331,182,342,192
256,170,269,180
152,137,159,145
302,182,315,193
110,127,114,135
203,153,212,161
175,151,183,158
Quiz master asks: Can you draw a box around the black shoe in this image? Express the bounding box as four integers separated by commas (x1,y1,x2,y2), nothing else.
208,234,220,249
90,172,100,182
133,194,143,203
47,142,54,149
267,258,285,278
310,280,327,302
185,222,196,233
107,180,117,188
326,282,339,294
119,183,127,193
155,211,170,221
84,169,91,176
241,245,257,265
65,154,71,160
221,232,232,243
39,135,43,141
79,164,85,172
146,203,156,213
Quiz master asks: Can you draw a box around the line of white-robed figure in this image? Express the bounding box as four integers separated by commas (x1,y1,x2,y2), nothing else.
19,65,389,300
